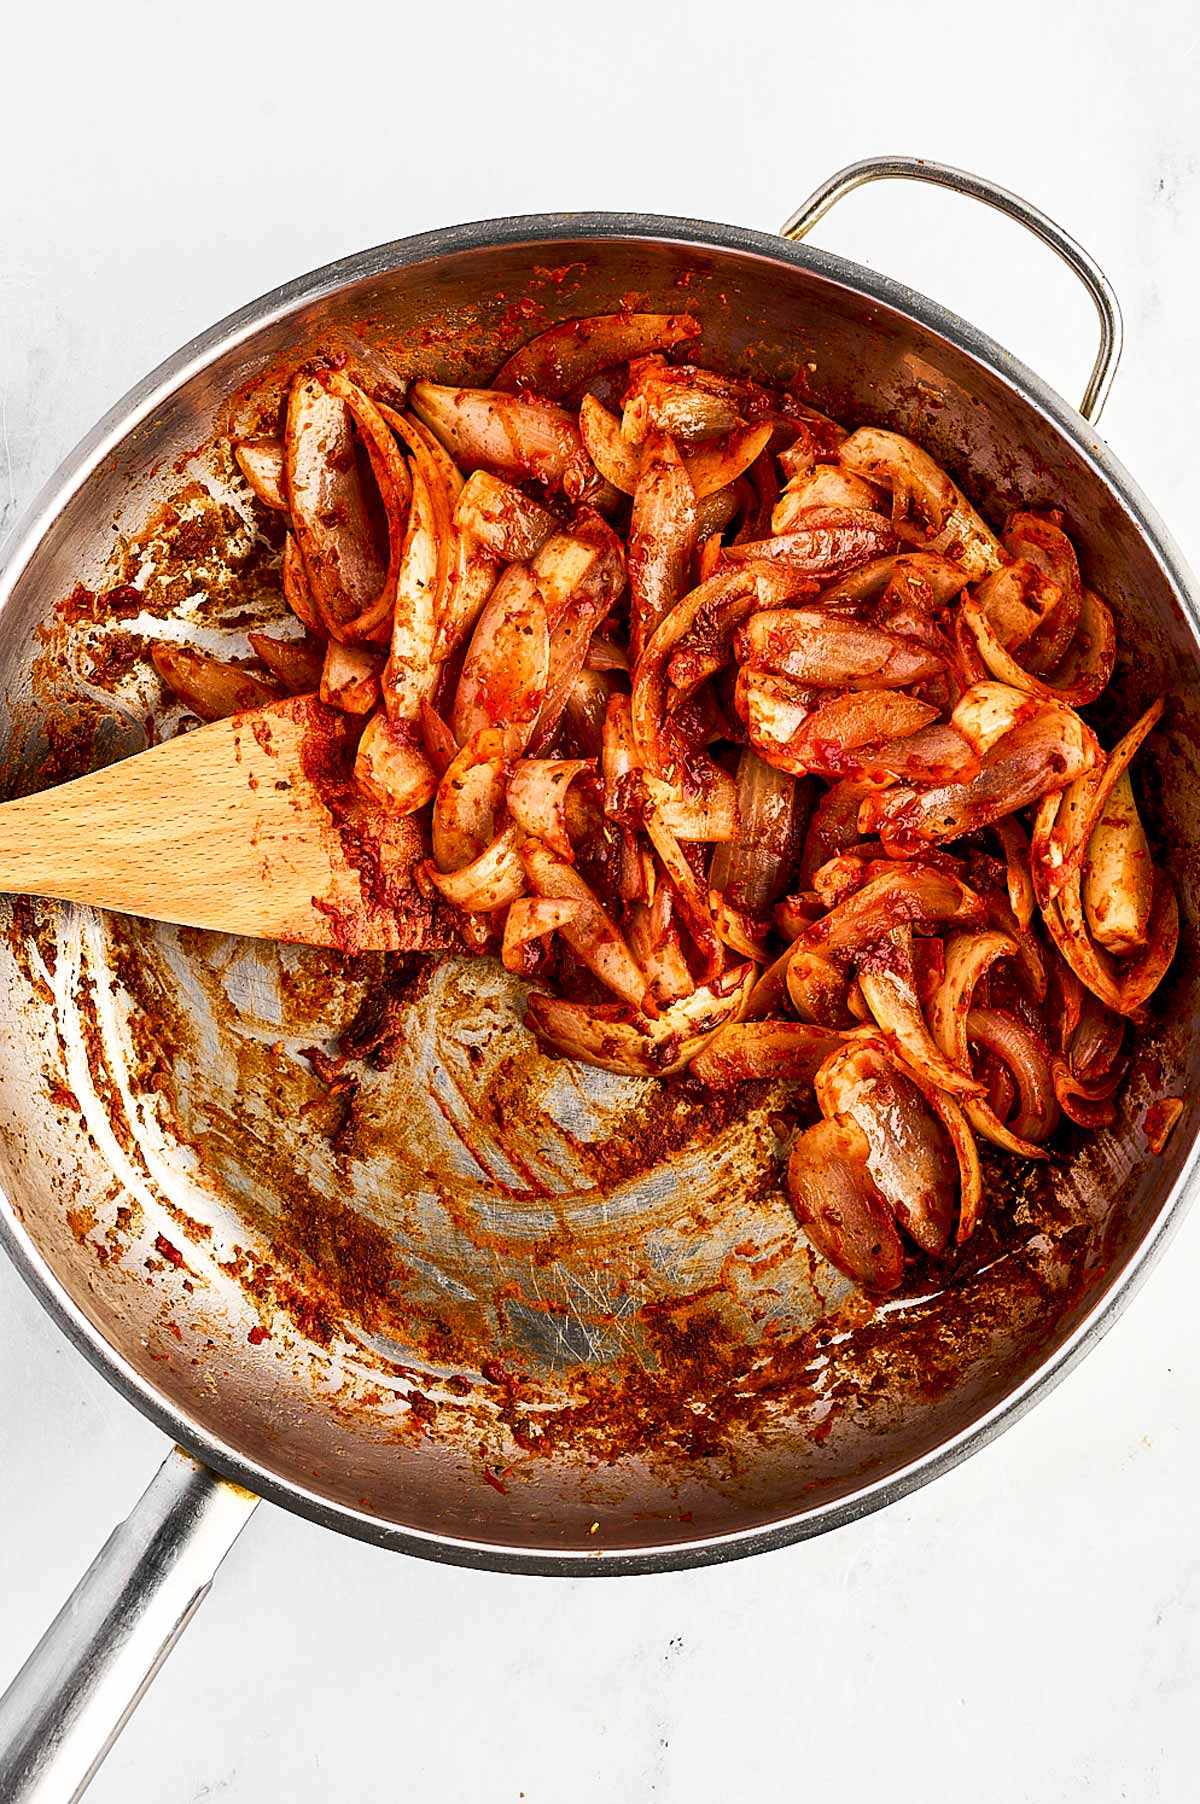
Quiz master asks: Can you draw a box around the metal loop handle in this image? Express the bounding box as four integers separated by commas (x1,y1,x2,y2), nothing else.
781,156,1123,424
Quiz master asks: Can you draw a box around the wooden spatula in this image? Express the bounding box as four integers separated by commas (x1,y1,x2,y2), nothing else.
0,696,446,951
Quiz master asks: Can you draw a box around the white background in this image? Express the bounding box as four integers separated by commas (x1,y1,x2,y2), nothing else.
3,2,1200,1798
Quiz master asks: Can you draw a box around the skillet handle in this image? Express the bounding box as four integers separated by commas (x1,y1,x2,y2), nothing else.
0,1447,258,1803
780,155,1124,424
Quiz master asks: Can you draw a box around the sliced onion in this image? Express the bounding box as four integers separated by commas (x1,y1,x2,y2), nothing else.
323,376,427,643
410,381,599,500
628,888,696,1007
1048,866,1177,1020
151,645,281,721
383,404,464,502
451,564,549,751
530,526,609,629
1050,946,1084,1051
529,514,627,753
521,838,648,1008
951,680,1041,754
772,463,883,531
744,939,797,1016
928,928,1019,1069
247,630,324,693
838,426,1003,580
235,437,287,511
579,393,639,492
708,747,805,913
631,565,791,772
799,780,878,884
382,460,440,743
501,897,581,976
810,852,875,908
424,822,526,911
1118,872,1179,1013
724,507,897,580
776,412,850,478
494,312,701,398
666,581,815,714
432,729,509,872
507,758,593,858
683,424,775,500
640,792,723,982
604,690,735,849
815,1039,959,1253
708,891,772,961
966,1007,1059,1142
739,608,944,690
1051,1056,1121,1129
603,688,725,843
993,815,1035,928
972,557,1057,649
856,928,983,1098
630,569,760,813
786,944,853,1024
867,699,1100,852
451,469,558,563
432,527,499,666
581,397,771,501
622,358,747,444
962,585,1115,708
817,551,971,610
930,1090,984,1243
586,633,628,673
379,405,465,633
319,640,382,714
562,668,612,757
534,600,606,751
1030,697,1163,904
419,698,459,776
354,710,439,815
736,669,808,770
694,489,741,550
1038,585,1117,703
786,1114,905,1292
285,375,390,636
628,430,698,663
282,533,323,634
856,723,980,785
1003,511,1082,674
1044,873,1125,1014
1082,768,1153,955
799,866,985,958
1068,993,1125,1081
690,1018,844,1085
526,964,754,1076
769,688,940,779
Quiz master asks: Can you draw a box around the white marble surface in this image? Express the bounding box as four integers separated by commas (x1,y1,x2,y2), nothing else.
3,2,1200,1798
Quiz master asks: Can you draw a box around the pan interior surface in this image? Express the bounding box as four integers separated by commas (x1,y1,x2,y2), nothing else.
0,221,1196,1565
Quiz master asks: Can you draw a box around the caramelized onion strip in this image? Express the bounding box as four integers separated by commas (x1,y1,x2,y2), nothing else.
506,758,593,859
786,1114,905,1292
494,312,701,398
424,822,526,911
521,838,649,1009
526,964,754,1076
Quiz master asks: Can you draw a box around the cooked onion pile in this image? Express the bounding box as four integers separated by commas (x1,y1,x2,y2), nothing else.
154,311,1177,1293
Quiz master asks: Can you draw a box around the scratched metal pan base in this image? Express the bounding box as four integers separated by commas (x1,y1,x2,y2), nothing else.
1,208,1199,1573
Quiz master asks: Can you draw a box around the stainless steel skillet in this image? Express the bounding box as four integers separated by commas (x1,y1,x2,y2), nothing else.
1,157,1197,1802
